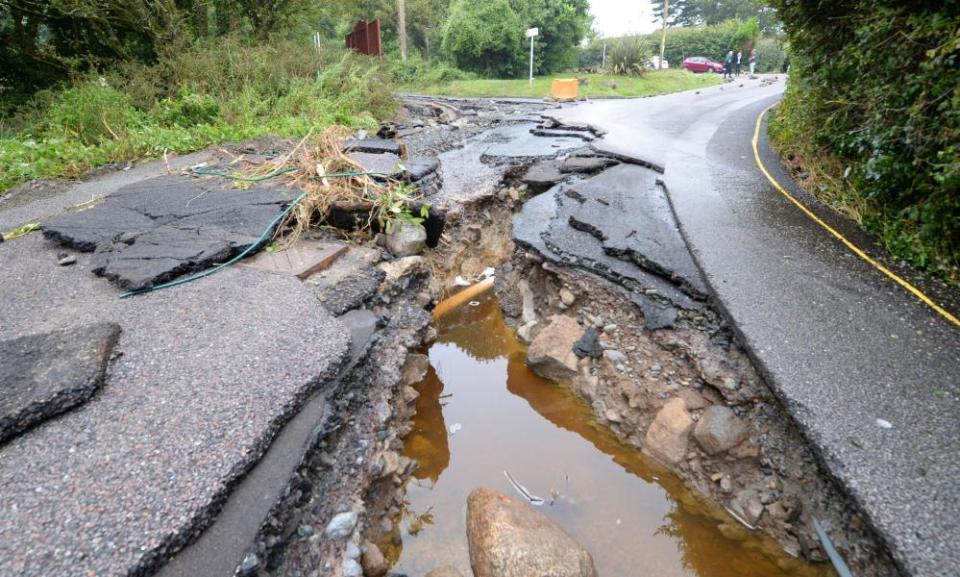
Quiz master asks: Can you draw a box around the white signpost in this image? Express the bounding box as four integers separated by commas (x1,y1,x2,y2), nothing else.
526,27,539,86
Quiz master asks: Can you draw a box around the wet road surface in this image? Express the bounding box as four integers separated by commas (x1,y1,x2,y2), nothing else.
553,76,960,577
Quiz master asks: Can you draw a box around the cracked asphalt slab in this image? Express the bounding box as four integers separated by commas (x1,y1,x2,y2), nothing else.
0,322,120,444
43,175,299,290
0,232,351,577
553,77,960,576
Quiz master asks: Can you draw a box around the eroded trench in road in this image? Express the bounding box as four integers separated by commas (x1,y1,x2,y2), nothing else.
258,101,900,577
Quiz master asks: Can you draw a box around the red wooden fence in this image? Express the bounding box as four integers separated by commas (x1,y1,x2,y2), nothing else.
345,20,382,57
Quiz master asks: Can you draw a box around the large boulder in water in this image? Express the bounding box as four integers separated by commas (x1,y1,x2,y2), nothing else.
466,487,598,577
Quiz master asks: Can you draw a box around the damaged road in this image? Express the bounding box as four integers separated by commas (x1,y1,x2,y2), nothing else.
0,81,939,577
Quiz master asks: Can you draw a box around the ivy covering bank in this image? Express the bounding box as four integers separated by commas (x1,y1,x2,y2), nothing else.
768,1,959,281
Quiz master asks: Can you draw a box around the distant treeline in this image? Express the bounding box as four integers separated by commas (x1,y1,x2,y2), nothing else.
580,19,787,73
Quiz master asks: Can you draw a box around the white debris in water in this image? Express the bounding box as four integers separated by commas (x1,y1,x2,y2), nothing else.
449,423,462,435
504,470,545,506
876,418,893,429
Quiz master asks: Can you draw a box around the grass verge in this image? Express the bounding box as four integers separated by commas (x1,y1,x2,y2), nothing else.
0,37,397,196
401,69,721,99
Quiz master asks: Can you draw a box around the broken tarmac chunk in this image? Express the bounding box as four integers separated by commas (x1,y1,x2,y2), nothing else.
522,160,565,194
560,156,618,174
43,175,298,290
343,137,402,156
348,152,402,175
0,323,120,444
399,157,441,183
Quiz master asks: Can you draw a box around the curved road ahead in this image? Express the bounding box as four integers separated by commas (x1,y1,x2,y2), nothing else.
553,76,960,577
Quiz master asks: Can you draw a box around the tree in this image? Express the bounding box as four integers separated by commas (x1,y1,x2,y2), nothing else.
442,0,522,77
508,0,591,74
651,0,780,34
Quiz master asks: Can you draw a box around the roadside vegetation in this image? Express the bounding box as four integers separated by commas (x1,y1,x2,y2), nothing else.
403,70,720,98
768,1,959,283
0,2,400,194
1,0,778,198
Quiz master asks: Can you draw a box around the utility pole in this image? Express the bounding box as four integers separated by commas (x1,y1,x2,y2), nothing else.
398,0,408,62
659,0,669,70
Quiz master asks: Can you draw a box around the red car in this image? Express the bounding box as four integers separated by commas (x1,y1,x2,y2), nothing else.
682,56,725,73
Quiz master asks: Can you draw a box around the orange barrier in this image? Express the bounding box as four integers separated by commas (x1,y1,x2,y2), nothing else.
551,79,578,101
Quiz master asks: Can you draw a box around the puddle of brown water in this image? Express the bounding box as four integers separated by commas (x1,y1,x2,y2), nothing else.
389,295,833,577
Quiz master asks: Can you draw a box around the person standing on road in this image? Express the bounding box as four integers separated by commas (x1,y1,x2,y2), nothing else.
724,51,734,79
736,50,742,76
749,48,757,75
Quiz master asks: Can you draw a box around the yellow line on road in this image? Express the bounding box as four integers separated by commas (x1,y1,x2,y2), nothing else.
752,104,960,328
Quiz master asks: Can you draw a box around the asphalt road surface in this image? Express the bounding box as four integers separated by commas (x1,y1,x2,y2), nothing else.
553,75,960,577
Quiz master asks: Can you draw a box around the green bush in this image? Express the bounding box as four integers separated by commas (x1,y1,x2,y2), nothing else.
387,52,476,86
753,38,786,73
606,37,653,76
38,80,140,146
151,91,221,128
442,0,522,77
769,1,960,280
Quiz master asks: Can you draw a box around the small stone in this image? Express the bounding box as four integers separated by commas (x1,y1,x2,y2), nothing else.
676,388,710,410
603,324,617,333
237,553,259,576
527,315,585,382
643,398,693,466
693,405,749,455
710,472,724,482
402,385,420,404
720,476,732,492
730,490,765,526
517,321,537,344
573,327,603,359
324,511,358,540
380,451,400,477
386,220,427,257
361,541,388,577
603,349,626,364
345,541,361,559
342,558,363,577
378,255,424,283
400,353,430,386
297,524,315,538
559,287,576,306
58,254,77,266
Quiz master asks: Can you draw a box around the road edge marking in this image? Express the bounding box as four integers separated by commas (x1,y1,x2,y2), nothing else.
753,104,960,328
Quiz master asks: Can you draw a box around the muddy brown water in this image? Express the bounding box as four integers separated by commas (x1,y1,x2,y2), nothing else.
387,295,832,577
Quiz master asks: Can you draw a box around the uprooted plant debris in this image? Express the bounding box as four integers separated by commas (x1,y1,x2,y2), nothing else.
41,126,444,292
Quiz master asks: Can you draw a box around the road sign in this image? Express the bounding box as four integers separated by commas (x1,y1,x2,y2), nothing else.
527,28,538,85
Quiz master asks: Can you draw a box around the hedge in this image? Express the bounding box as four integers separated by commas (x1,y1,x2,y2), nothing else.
769,1,959,279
